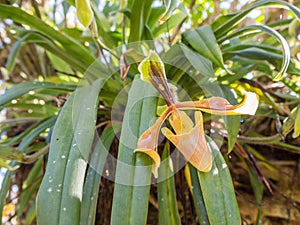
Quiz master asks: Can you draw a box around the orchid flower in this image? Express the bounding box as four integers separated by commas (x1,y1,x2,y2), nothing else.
161,110,212,172
134,50,259,178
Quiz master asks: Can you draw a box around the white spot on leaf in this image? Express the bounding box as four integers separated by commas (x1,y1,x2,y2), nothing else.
212,168,219,175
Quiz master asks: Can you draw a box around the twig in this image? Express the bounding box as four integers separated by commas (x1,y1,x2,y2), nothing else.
243,144,273,194
54,69,81,79
31,0,41,19
166,20,172,45
239,78,286,102
23,144,50,164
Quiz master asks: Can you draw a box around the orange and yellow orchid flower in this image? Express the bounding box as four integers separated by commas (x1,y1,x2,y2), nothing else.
161,110,212,172
134,50,259,178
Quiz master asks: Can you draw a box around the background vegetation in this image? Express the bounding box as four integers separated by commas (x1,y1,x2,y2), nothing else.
0,0,300,224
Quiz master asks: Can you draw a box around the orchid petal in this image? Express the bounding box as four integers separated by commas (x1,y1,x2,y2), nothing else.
162,111,212,172
169,110,194,134
134,106,174,177
177,92,259,116
136,126,159,151
229,92,259,115
134,148,161,178
134,122,161,178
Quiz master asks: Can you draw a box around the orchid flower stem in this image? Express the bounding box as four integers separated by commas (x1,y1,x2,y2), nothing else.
236,134,282,144
24,144,50,164
153,105,176,134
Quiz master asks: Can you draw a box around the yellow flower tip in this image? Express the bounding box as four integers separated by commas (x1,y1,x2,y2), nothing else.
161,111,213,173
232,92,259,115
189,147,212,172
134,148,161,178
190,92,259,116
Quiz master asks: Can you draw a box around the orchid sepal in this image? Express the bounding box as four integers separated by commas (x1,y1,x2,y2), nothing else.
134,148,161,178
175,92,259,116
161,111,212,172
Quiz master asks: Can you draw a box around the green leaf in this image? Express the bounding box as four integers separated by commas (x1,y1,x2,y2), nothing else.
128,0,146,42
0,4,95,67
282,107,299,136
111,77,158,225
0,145,26,162
214,0,300,39
247,164,264,225
23,201,37,225
5,36,25,72
18,116,57,150
189,165,210,225
220,25,290,81
0,159,19,170
36,78,103,225
224,47,282,60
197,137,241,225
161,0,180,21
0,81,76,106
293,104,300,138
183,26,226,70
282,77,300,94
93,7,116,49
221,86,240,153
248,166,264,204
3,103,58,116
5,118,53,147
47,52,74,75
143,0,154,25
18,158,43,216
0,169,12,222
75,0,93,27
147,7,165,29
153,5,188,37
13,31,89,73
157,142,181,225
80,126,116,225
222,43,282,55
180,43,215,78
224,114,240,153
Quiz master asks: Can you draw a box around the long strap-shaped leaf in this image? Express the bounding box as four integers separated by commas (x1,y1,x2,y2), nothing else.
192,136,241,225
80,126,116,225
158,142,181,225
214,0,300,39
218,24,290,81
10,31,90,73
182,26,225,70
128,0,146,42
221,86,240,153
0,81,76,106
189,165,210,225
36,78,103,225
111,77,158,225
0,4,95,67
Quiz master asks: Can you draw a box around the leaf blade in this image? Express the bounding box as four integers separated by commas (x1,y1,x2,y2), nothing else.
111,77,158,225
183,26,225,70
36,79,103,225
80,126,116,225
158,142,181,225
0,81,76,106
197,137,241,225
